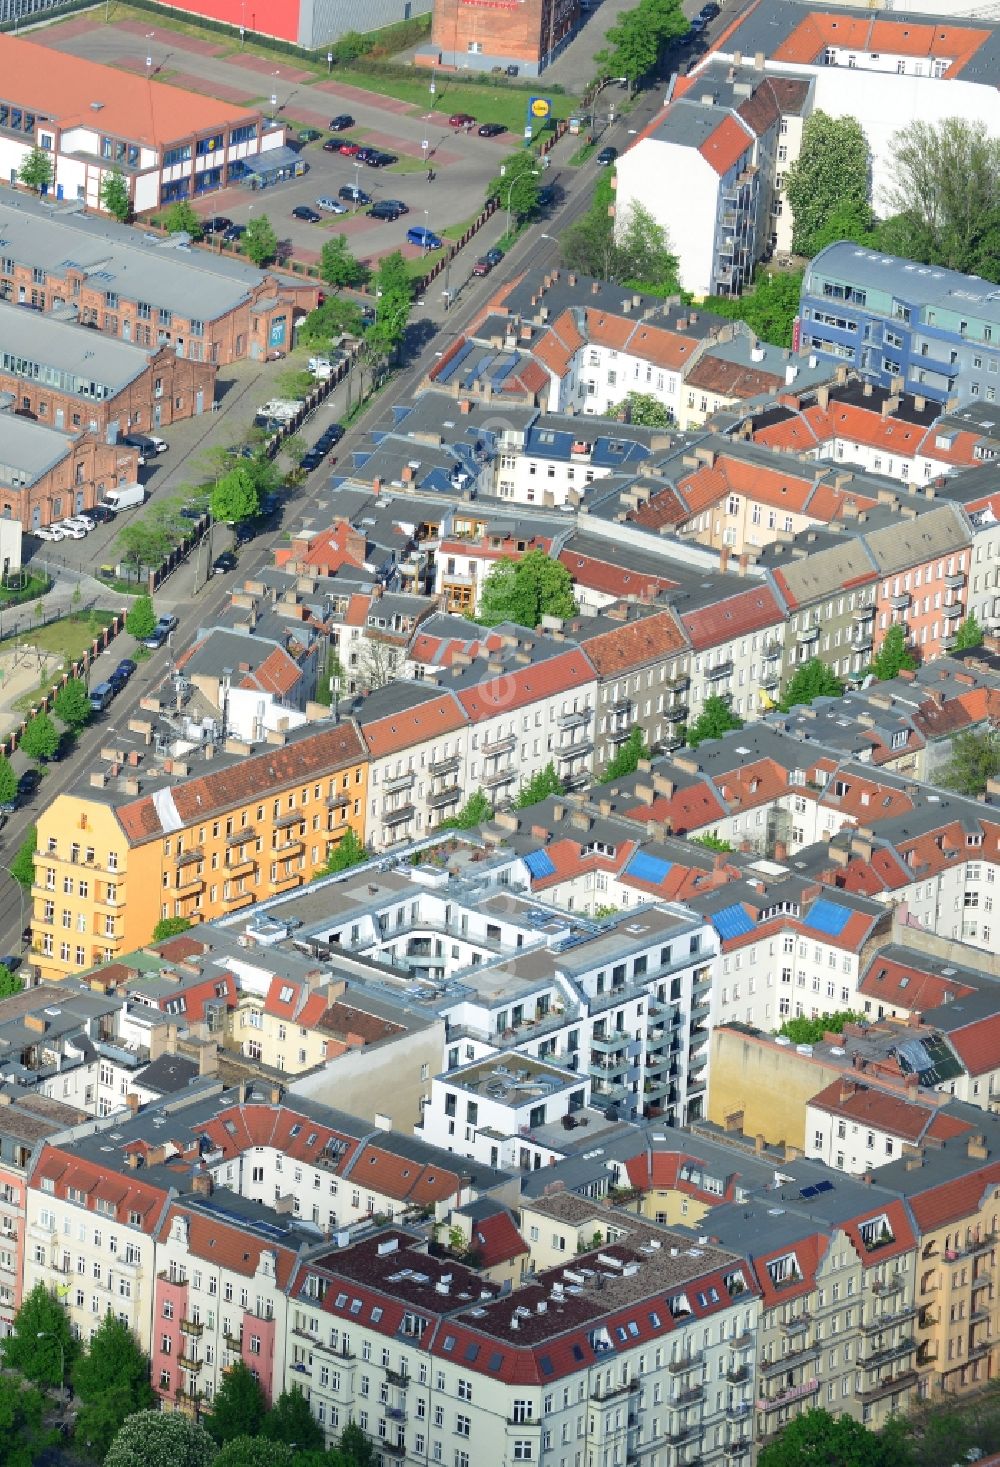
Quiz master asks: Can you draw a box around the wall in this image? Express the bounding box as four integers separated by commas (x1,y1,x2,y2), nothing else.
616,142,720,297
289,1019,445,1131
706,1026,844,1149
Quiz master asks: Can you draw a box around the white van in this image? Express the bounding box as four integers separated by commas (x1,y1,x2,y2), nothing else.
102,484,146,512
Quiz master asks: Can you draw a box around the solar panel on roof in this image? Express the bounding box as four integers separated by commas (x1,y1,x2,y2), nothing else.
625,851,673,886
815,1180,834,1194
799,1185,818,1199
436,341,474,385
897,1038,933,1073
712,903,755,941
523,849,556,879
802,897,852,938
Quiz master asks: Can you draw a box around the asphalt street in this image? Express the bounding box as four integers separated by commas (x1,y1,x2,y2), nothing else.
0,0,740,963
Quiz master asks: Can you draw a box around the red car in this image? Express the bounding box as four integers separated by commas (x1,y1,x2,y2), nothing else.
449,112,475,128
472,256,493,276
339,141,361,156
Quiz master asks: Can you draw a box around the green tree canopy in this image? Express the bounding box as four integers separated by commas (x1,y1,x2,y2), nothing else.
705,269,804,349
337,1420,378,1466
262,1384,325,1449
72,1312,154,1461
125,594,156,641
152,916,192,942
883,117,1000,275
686,694,742,749
361,250,412,378
216,1439,297,1467
100,169,131,223
118,521,176,576
954,612,983,651
243,214,279,267
314,826,368,879
487,151,542,223
53,677,91,732
163,200,202,237
477,549,577,627
809,201,878,253
206,1358,268,1445
299,296,364,348
320,234,368,289
514,762,564,809
104,1410,217,1467
0,1374,57,1467
785,112,871,256
20,712,59,762
0,756,16,806
691,831,732,852
595,0,689,92
3,1280,76,1386
611,392,672,426
0,969,22,999
757,1407,910,1467
438,790,494,831
10,826,36,889
18,146,52,193
600,727,649,783
777,1011,865,1045
869,624,917,681
211,464,261,525
939,727,1000,796
561,182,681,294
780,657,844,711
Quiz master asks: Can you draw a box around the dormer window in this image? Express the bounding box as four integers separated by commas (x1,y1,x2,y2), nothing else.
767,1253,802,1288
859,1213,895,1251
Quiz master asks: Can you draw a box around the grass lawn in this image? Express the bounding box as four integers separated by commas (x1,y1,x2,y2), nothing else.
569,141,598,166
441,214,483,240
15,611,116,664
0,572,50,606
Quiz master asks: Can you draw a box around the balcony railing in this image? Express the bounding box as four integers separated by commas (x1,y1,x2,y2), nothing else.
758,1377,819,1411
481,732,516,756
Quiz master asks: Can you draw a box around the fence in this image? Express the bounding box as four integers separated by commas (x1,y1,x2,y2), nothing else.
1,609,127,759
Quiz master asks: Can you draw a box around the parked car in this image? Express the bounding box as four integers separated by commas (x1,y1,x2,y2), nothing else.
203,215,233,235
109,666,129,693
35,524,65,542
69,512,96,530
212,551,238,575
56,520,86,539
301,449,326,472
62,515,94,533
142,614,178,650
369,199,407,220
115,658,137,682
596,145,618,165
89,680,115,712
179,504,205,520
449,113,475,128
329,114,354,130
298,127,322,143
406,225,442,250
222,223,245,243
537,184,556,208
484,247,504,267
699,1,720,16
323,138,342,152
338,141,362,156
355,147,378,164
365,151,396,168
88,504,114,525
317,196,348,214
338,184,371,205
473,256,494,276
478,122,505,137
292,205,321,223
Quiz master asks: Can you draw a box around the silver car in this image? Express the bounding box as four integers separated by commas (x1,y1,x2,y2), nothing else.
317,196,348,214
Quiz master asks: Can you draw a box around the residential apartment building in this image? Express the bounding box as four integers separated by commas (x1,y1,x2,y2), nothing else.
30,721,368,979
358,683,470,846
0,33,283,214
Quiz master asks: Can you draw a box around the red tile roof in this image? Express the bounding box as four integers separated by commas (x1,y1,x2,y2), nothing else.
808,1078,948,1143
680,584,784,649
456,648,596,724
945,1014,1000,1078
578,610,687,675
471,1207,529,1269
697,114,753,176
362,690,468,759
558,548,678,600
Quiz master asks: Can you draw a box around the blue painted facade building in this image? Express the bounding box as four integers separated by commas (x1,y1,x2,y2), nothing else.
799,243,1000,404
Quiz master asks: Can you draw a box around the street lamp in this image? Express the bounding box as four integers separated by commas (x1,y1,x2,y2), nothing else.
37,1331,65,1407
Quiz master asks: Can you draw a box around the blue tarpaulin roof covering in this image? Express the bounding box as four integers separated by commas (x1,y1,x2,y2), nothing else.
712,903,755,940
625,851,673,886
803,898,853,937
523,849,556,879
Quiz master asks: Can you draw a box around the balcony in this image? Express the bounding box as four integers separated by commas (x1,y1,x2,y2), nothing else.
481,732,516,757
761,640,782,660
862,1305,917,1334
759,1342,820,1376
609,698,632,716
178,1354,203,1373
859,1337,916,1370
608,725,633,745
224,1332,243,1351
672,1384,703,1406
726,1365,750,1384
225,826,255,846
943,600,963,620
382,1443,406,1459
706,660,733,681
427,785,462,809
557,740,593,762
666,672,690,692
889,592,910,610
174,872,204,897
385,1369,409,1388
382,804,415,827
796,625,820,643
853,605,875,622
591,1028,629,1052
945,572,965,590
273,833,304,855
779,1313,811,1335
665,703,688,722
667,1351,702,1374
857,1370,918,1402
758,1377,819,1411
760,671,780,690
853,633,874,653
482,765,517,788
871,1273,907,1297
224,854,255,876
180,1318,204,1337
428,754,460,777
558,708,592,730
383,770,415,794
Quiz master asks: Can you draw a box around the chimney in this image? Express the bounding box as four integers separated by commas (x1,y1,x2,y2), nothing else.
192,1169,213,1196
126,1093,141,1115
968,1134,989,1160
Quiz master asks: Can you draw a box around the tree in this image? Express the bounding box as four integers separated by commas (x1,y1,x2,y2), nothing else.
477,549,577,627
780,657,844,710
18,146,52,194
0,756,16,807
610,391,672,426
104,1411,217,1467
53,677,91,732
320,234,368,289
514,761,564,809
487,151,542,225
784,112,871,257
686,694,743,749
438,791,494,831
206,1359,267,1445
163,199,203,238
152,916,192,942
100,169,131,223
595,0,688,92
360,250,412,384
20,711,59,762
618,201,682,295
313,826,368,879
777,1011,865,1045
263,1385,325,1450
299,295,364,349
212,464,261,525
691,831,732,852
954,612,983,651
215,1440,297,1467
809,200,878,253
337,1421,377,1467
3,1281,75,1386
869,624,917,681
125,593,156,641
705,269,804,349
117,521,176,576
883,118,1000,275
10,827,36,889
939,728,1000,796
600,727,649,783
243,214,279,267
0,1374,57,1467
757,1407,909,1467
72,1312,154,1461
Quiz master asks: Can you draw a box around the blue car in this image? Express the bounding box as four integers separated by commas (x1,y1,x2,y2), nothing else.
406,225,442,250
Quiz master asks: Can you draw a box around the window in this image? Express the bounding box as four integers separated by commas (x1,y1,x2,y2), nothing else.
513,1444,534,1461
456,1415,471,1437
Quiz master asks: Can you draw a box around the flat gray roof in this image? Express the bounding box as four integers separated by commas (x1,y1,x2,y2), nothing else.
807,243,1000,326
0,411,75,482
0,299,152,391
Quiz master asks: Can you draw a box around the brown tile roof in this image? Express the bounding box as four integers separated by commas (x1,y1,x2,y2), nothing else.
809,1078,944,1143
316,1002,405,1046
166,1202,299,1287
577,610,687,675
456,648,595,723
697,114,753,176
362,690,468,759
117,723,366,843
239,647,302,698
685,354,785,397
680,584,784,649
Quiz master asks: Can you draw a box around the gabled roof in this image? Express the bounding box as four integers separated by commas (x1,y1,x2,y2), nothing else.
456,648,596,723
577,610,687,675
680,584,784,649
